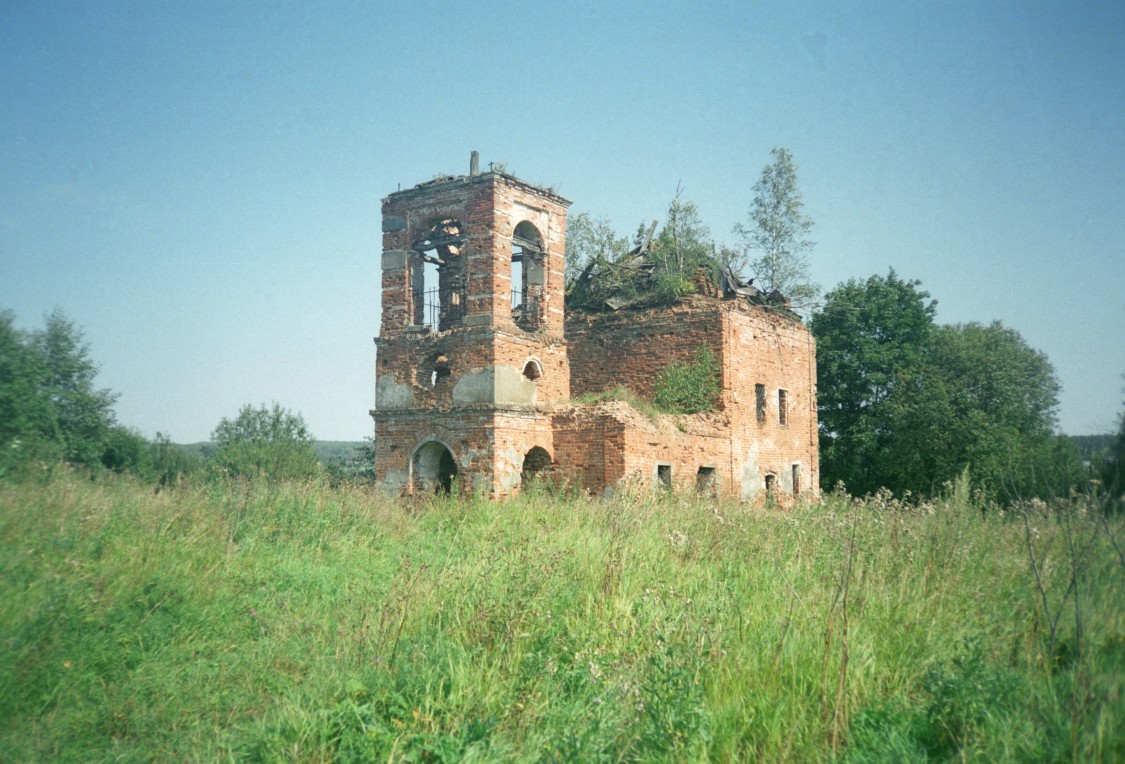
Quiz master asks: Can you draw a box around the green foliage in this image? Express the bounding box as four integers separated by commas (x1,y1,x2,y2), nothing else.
813,272,1078,500
570,384,665,419
735,146,819,308
99,425,150,475
209,402,321,480
652,190,713,278
1103,393,1125,504
564,211,630,288
147,432,203,485
846,639,1023,762
321,438,377,485
566,193,728,311
812,270,936,495
2,476,1123,761
653,345,721,414
0,309,118,474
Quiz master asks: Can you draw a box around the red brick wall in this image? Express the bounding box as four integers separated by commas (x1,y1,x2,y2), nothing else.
563,296,818,501
566,298,725,402
374,171,818,502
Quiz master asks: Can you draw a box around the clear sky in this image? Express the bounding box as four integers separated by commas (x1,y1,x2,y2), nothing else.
2,1,1122,441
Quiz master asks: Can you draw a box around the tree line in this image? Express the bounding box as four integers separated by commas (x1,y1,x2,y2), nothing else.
0,309,371,484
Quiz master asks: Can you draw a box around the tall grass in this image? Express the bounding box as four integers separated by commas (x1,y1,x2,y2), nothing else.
1,472,1122,762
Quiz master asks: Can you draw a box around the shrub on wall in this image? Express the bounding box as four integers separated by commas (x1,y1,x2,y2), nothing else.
653,345,720,414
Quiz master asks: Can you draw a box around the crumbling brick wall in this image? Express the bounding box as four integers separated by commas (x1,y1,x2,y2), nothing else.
373,169,573,497
563,295,818,501
373,164,818,502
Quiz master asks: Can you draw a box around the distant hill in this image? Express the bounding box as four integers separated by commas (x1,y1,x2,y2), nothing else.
312,441,366,464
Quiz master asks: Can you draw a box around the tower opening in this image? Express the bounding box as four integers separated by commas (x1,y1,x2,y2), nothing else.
412,218,466,331
511,221,544,330
412,440,458,494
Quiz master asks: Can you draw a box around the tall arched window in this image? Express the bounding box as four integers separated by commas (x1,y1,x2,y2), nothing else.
411,218,466,331
511,221,544,330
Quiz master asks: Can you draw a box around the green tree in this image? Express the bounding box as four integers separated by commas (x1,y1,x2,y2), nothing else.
100,425,151,475
564,212,629,288
812,270,936,495
0,309,118,472
735,147,818,308
210,403,320,480
813,274,1079,499
650,192,713,302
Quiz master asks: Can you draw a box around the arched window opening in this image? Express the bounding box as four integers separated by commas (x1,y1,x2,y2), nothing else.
522,359,542,382
511,221,544,330
521,446,552,485
412,440,458,494
412,218,466,331
764,473,777,494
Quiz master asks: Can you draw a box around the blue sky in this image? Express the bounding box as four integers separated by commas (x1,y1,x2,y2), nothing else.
2,0,1122,441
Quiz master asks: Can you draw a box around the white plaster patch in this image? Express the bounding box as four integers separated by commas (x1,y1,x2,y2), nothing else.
741,444,761,501
376,375,414,408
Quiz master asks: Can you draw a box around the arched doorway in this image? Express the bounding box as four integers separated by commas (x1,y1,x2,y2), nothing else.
521,446,552,486
412,440,458,494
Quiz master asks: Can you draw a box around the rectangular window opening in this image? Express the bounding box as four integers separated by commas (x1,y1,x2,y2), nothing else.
755,384,766,423
792,464,801,496
656,463,672,490
696,466,717,495
778,389,789,426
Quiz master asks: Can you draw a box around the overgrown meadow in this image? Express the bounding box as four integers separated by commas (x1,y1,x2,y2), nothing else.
2,474,1123,762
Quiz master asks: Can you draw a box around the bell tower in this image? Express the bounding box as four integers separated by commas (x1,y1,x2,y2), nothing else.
372,154,571,496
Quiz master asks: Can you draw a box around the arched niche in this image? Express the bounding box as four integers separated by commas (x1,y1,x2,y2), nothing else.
412,439,458,494
521,446,552,484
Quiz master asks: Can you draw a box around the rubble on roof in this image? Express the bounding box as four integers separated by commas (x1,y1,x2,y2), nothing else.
567,252,792,313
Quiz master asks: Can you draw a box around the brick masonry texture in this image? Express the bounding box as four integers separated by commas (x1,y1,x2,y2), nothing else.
372,168,818,502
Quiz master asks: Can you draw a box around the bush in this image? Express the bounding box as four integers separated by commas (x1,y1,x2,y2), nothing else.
209,403,321,481
653,345,721,414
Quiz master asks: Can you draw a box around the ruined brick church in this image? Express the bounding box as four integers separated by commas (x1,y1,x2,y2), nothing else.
371,156,819,501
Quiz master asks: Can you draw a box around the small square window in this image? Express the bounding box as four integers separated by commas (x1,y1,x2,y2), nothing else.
778,389,788,426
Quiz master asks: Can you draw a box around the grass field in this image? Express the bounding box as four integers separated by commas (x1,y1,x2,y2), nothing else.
1,474,1122,762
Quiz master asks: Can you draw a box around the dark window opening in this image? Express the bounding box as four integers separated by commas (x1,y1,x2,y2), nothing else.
755,384,766,423
522,360,542,381
512,221,544,330
696,466,717,495
657,463,672,490
430,355,452,388
521,446,552,485
412,218,467,331
413,441,458,494
764,473,776,494
778,389,788,426
792,464,801,496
